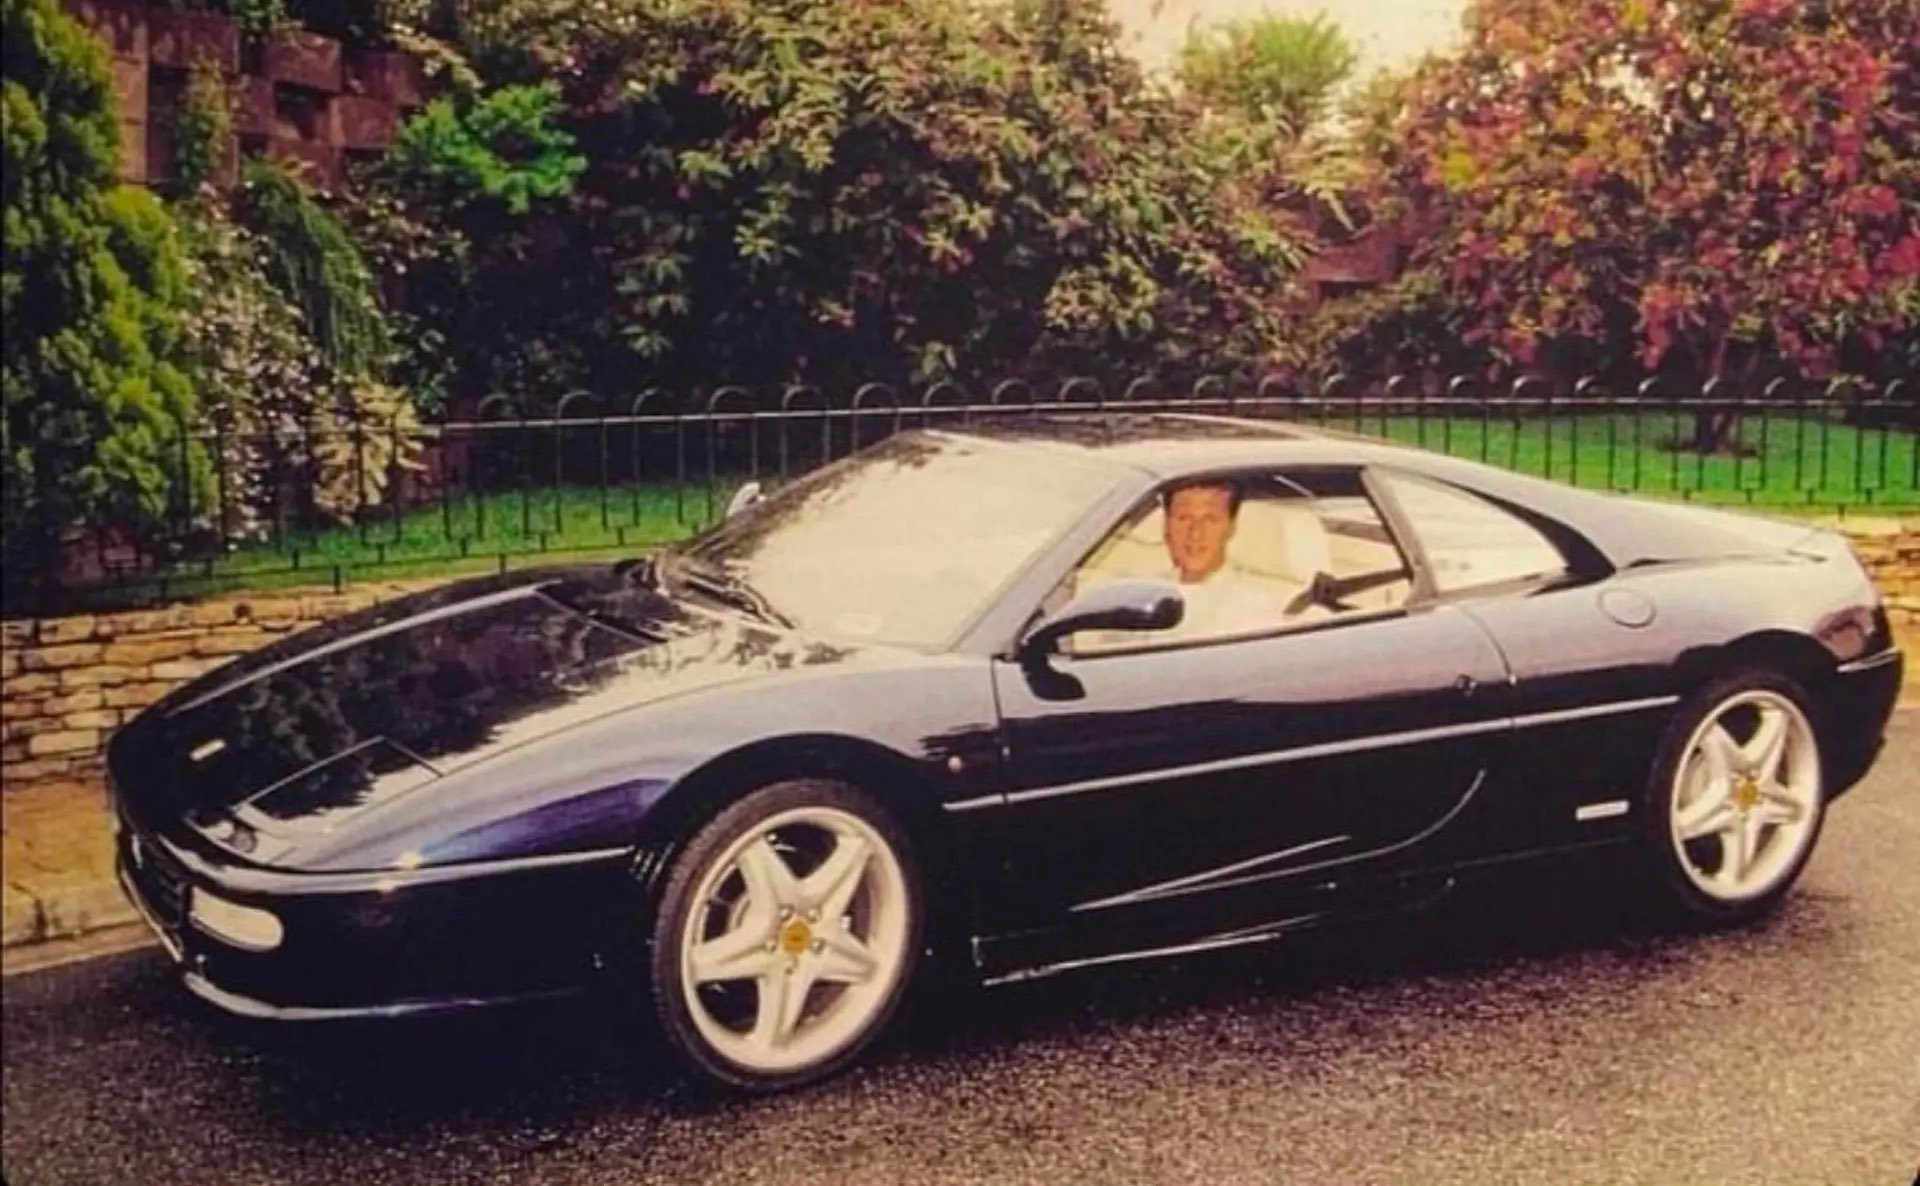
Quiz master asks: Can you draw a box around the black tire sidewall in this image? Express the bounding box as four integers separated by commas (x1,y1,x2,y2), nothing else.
1638,669,1827,927
646,778,923,1092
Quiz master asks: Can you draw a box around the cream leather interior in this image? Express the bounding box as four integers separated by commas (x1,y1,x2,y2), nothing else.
1076,498,1410,615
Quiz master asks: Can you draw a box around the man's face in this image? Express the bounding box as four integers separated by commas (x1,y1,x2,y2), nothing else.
1163,484,1236,583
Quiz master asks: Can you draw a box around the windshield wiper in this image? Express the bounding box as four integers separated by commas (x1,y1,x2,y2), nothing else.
672,559,796,630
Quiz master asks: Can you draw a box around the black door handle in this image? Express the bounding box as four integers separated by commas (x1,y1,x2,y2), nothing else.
1453,674,1479,697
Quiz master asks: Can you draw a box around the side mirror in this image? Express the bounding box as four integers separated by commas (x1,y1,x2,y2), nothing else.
725,481,765,520
1020,580,1183,660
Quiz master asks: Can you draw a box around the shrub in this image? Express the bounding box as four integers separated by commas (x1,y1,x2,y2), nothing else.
2,0,212,594
388,81,584,215
164,55,232,196
234,158,391,381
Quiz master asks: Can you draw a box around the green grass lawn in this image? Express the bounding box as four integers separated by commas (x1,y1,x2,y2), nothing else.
1339,412,1916,508
68,413,1917,610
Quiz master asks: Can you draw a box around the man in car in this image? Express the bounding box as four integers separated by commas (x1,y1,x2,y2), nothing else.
1158,480,1286,640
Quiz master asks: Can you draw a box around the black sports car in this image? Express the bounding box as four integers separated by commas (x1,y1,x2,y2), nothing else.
110,415,1903,1090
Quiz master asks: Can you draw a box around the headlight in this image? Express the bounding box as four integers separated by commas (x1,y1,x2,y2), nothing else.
189,888,284,952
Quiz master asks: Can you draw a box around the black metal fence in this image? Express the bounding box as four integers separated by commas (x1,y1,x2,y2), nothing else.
19,372,1920,616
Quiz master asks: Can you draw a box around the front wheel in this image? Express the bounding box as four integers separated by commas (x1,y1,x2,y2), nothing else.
648,780,921,1091
1639,671,1827,926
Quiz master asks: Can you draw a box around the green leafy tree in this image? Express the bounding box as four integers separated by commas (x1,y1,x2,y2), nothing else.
1372,0,1919,439
2,0,210,595
373,0,1321,398
1178,11,1360,135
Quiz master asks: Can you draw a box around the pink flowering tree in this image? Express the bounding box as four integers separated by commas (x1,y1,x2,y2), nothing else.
1376,0,1918,445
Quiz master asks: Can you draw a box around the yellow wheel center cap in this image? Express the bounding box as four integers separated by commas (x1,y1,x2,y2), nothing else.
780,918,812,956
1733,776,1760,811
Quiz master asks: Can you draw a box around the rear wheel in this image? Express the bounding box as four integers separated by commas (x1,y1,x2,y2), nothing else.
1640,671,1826,925
648,779,921,1091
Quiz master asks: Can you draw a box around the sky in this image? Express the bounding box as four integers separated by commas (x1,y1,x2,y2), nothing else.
1104,0,1469,78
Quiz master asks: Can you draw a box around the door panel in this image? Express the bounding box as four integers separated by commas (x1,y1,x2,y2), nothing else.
1456,581,1682,854
978,605,1511,969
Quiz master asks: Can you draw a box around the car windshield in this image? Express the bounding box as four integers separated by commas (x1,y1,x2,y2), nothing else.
674,433,1121,648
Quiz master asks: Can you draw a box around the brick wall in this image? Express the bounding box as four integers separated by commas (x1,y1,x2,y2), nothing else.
2,527,1917,797
2,580,444,792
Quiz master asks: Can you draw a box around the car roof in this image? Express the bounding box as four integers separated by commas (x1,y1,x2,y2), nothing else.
929,413,1820,572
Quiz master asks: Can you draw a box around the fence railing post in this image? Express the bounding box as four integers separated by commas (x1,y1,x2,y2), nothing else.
24,368,1920,616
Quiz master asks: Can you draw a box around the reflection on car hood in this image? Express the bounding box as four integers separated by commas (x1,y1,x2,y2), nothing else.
108,563,864,838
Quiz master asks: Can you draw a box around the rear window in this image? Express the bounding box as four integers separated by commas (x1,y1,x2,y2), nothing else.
1377,471,1569,594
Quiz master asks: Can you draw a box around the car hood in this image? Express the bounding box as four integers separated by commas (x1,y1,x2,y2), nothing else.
107,561,869,844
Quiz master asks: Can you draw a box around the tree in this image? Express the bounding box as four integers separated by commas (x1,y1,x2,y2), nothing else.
371,0,1322,399
1375,0,1919,443
1177,11,1359,134
2,0,210,595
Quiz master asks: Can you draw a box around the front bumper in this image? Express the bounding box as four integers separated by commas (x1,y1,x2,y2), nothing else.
1825,645,1903,800
115,818,634,1019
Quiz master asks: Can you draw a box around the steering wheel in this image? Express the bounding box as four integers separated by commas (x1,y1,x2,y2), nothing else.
1284,568,1413,617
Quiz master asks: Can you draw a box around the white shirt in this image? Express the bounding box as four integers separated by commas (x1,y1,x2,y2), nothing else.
1158,565,1287,641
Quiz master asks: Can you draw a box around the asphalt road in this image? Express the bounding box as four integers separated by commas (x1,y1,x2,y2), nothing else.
5,717,1918,1186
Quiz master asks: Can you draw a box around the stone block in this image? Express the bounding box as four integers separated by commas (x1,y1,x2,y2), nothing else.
2,622,30,646
1,884,41,948
148,7,237,72
116,117,147,184
4,718,58,744
102,682,173,710
64,710,121,731
26,730,99,758
151,658,220,681
0,652,17,680
111,606,193,635
111,55,149,117
300,593,363,619
38,879,137,941
347,48,425,107
34,615,98,646
4,672,59,697
332,94,398,151
1,758,76,786
101,637,196,667
233,75,274,138
1,742,25,764
185,601,240,628
196,629,269,656
0,699,43,722
62,0,148,61
41,688,103,716
22,644,104,672
57,665,135,691
263,30,344,94
244,597,306,628
260,133,341,188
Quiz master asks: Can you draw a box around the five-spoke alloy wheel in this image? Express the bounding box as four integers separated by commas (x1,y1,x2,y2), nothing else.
649,780,921,1090
1644,671,1826,924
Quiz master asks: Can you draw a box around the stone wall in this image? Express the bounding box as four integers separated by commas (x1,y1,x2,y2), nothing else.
61,0,426,190
1845,521,1920,627
2,580,443,792
2,527,1917,797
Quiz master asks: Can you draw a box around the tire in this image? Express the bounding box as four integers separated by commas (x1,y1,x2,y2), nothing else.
1637,669,1827,927
647,779,922,1091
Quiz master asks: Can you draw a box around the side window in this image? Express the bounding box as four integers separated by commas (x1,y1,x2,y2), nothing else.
1062,470,1413,653
1376,471,1569,594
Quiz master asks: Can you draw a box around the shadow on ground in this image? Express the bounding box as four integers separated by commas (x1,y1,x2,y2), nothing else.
136,855,1753,1137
